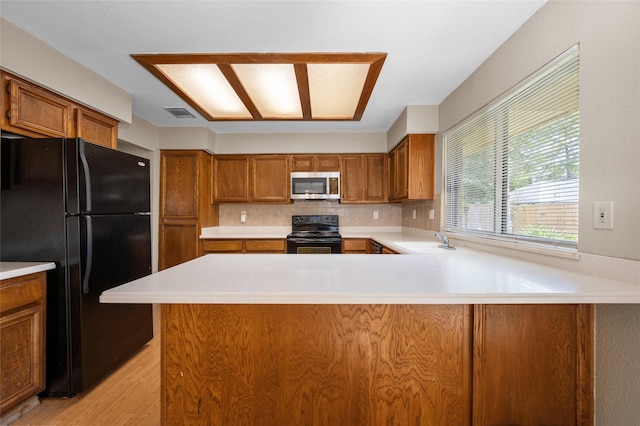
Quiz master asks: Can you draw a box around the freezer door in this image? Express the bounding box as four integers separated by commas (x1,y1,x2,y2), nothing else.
68,138,150,215
77,213,153,391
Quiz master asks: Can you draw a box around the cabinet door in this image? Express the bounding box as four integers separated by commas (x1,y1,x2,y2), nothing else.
3,75,73,138
388,135,435,202
395,140,409,199
159,223,199,270
388,149,397,200
316,155,340,171
473,304,593,426
161,152,200,219
0,272,46,415
406,134,435,200
341,155,364,202
212,156,250,202
76,107,118,149
290,155,340,172
251,155,289,202
363,154,387,202
290,155,315,172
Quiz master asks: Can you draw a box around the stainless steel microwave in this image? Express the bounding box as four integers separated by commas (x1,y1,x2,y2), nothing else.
290,172,340,200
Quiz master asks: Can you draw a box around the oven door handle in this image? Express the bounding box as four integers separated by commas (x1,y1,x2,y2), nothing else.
288,238,341,244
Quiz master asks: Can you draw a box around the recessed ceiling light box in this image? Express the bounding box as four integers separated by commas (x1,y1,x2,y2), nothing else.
132,53,387,121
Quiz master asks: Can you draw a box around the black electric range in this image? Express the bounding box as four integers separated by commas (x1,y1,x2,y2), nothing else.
286,215,342,254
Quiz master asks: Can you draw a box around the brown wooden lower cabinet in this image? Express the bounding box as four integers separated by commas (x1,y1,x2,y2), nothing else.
202,239,286,254
159,223,199,269
162,304,472,425
342,238,370,254
160,303,593,426
0,272,47,423
473,304,593,425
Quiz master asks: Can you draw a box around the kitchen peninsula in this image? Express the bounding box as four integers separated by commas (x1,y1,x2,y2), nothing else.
101,238,640,425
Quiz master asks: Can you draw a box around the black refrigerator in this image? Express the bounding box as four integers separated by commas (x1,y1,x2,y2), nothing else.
1,137,153,397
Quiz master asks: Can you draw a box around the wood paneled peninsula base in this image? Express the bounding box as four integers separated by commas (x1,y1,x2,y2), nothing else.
160,304,593,425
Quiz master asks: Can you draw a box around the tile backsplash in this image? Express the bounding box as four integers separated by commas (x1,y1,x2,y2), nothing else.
401,195,441,232
219,195,441,231
219,201,401,227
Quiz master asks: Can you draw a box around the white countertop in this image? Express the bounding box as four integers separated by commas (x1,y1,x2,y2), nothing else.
0,262,56,280
100,242,640,304
199,226,405,240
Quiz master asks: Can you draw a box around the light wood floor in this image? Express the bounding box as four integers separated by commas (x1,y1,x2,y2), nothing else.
10,307,161,426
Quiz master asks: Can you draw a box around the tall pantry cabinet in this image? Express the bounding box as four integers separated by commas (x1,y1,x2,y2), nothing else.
159,150,218,270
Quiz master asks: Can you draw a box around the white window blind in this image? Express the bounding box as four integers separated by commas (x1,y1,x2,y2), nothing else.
444,46,579,249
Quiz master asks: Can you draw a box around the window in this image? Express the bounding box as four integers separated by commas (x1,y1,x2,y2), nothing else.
444,46,579,250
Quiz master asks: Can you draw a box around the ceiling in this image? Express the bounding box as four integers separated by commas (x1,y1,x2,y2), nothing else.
0,1,547,134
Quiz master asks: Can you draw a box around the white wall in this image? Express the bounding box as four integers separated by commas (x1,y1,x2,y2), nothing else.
0,18,131,123
386,105,439,150
438,1,640,423
214,132,387,154
159,127,216,152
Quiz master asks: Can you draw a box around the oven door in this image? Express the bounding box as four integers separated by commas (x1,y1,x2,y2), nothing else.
287,239,342,254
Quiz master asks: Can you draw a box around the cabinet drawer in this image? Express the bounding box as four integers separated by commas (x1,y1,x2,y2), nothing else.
342,238,370,253
0,273,46,313
202,240,243,253
245,240,285,253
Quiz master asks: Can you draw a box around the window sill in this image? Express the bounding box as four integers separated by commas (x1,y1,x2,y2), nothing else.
447,232,580,260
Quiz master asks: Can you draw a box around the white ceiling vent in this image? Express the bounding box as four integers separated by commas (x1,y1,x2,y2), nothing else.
164,107,197,119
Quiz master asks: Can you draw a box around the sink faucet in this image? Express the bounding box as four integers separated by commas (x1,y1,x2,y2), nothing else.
435,232,455,250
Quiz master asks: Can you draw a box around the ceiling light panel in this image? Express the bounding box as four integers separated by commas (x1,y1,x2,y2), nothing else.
157,63,252,119
132,53,387,121
232,63,303,119
308,63,370,119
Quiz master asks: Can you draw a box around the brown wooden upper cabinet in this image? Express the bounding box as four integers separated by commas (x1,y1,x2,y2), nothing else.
290,154,340,172
1,71,118,149
75,106,118,149
212,154,290,203
341,154,387,203
388,134,435,201
251,155,289,202
212,155,251,202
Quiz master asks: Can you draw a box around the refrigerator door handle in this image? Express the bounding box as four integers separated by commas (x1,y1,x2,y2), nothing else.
82,216,93,295
78,140,92,212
